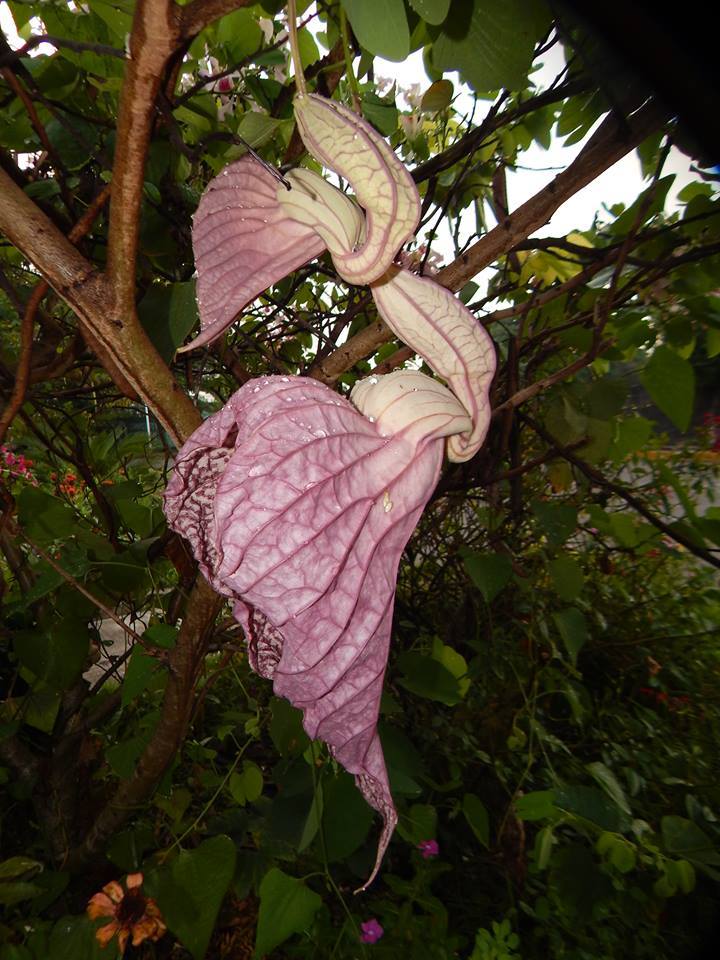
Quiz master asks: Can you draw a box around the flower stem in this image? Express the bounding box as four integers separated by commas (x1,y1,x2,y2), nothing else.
287,0,306,97
340,7,361,112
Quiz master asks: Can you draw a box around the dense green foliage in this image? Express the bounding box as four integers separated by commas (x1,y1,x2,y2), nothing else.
0,1,719,958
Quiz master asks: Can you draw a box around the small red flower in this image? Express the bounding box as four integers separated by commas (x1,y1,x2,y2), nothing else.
87,872,166,955
418,838,439,859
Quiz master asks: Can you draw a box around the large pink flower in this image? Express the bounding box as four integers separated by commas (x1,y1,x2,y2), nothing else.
165,374,469,887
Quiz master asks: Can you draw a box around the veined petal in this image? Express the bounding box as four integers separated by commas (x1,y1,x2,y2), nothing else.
182,156,326,351
371,267,497,462
164,375,446,888
351,370,471,444
294,94,420,285
278,168,365,258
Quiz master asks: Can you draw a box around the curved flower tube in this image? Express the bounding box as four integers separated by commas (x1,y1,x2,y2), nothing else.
370,267,497,462
292,94,421,285
164,374,469,888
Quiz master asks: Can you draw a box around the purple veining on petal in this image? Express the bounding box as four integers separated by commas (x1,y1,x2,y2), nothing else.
163,375,461,888
371,266,497,462
294,95,421,285
181,156,326,351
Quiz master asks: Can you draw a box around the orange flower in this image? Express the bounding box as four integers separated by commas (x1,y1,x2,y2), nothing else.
87,872,166,955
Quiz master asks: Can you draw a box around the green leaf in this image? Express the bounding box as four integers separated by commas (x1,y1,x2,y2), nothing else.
321,772,374,861
550,844,613,921
121,649,159,708
555,785,627,832
269,697,310,757
515,791,558,822
611,416,652,460
553,608,588,665
432,0,550,93
531,501,577,548
341,0,410,61
421,79,454,112
586,762,631,816
640,346,695,432
217,8,263,62
150,836,236,960
45,117,98,170
661,816,720,866
143,624,178,649
398,803,438,845
138,281,199,362
463,793,490,848
254,868,322,959
14,619,88,692
409,0,450,24
535,825,554,870
548,555,584,602
0,857,42,881
462,551,513,602
17,488,76,542
397,651,463,706
229,761,263,806
236,111,281,148
361,91,399,136
45,915,116,960
0,882,42,906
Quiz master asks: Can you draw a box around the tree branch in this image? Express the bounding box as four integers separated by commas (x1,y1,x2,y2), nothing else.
106,0,181,317
179,0,254,40
521,414,720,571
313,97,670,384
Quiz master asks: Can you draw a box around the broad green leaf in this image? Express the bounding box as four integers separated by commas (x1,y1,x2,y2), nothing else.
515,790,558,822
661,816,720,866
0,857,42,881
535,825,554,870
0,881,41,906
151,836,236,960
432,0,551,93
611,416,652,460
361,91,399,137
217,8,263,62
398,651,463,706
421,79,454,112
138,282,199,363
640,346,695,432
236,111,281,148
553,608,588,665
463,793,490,847
14,619,88,692
531,501,577,548
17,488,76,542
143,624,178,649
381,724,425,797
548,555,584,602
269,697,310,757
432,639,470,696
229,761,264,806
341,0,410,61
555,785,628,832
297,782,323,853
586,762,631,816
397,803,438,845
45,915,115,960
254,868,321,959
121,649,159,708
321,772,374,861
409,0,450,24
462,551,513,602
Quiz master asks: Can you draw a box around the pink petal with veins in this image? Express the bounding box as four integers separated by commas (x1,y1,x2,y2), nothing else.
181,156,326,351
371,266,497,462
164,375,465,888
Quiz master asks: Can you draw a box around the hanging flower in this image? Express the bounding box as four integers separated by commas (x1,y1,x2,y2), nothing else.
87,872,166,954
360,918,385,944
418,838,439,859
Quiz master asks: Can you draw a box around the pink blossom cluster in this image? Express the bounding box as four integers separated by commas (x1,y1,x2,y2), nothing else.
0,445,36,484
